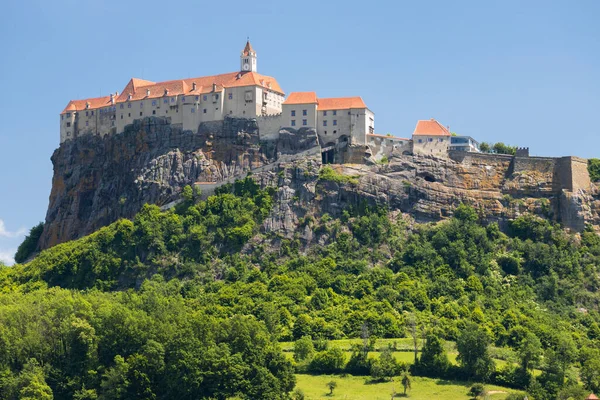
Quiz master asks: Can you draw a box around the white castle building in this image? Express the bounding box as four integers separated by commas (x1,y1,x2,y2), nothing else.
60,41,375,148
60,41,478,160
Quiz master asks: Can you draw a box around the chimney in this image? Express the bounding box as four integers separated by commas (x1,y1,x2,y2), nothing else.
85,102,90,109
110,93,115,104
212,83,217,92
192,82,197,91
146,89,151,97
115,91,119,96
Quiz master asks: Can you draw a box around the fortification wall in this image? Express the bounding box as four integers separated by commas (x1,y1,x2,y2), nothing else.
257,114,283,140
367,135,412,160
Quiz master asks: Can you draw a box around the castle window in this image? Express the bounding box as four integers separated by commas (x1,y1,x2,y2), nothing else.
418,139,423,143
66,113,71,117
85,121,89,127
121,115,123,119
333,110,337,116
195,96,199,101
67,132,70,136
324,131,327,134
61,115,64,120
428,138,433,142
163,99,168,104
333,130,337,134
171,98,175,103
291,120,296,126
302,119,307,126
140,112,143,116
291,110,296,117
203,95,207,101
128,113,131,117
439,138,444,142
323,111,327,116
66,122,71,127
191,108,195,113
303,110,307,116
228,93,233,100
333,120,337,126
181,96,185,102
203,109,207,113
152,110,156,115
85,111,88,116
140,102,144,108
128,104,131,108
111,121,115,126
120,104,124,109
348,111,351,115
152,100,157,106
323,121,327,126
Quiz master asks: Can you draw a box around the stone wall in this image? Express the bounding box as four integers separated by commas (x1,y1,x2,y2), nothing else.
256,114,283,140
367,135,412,161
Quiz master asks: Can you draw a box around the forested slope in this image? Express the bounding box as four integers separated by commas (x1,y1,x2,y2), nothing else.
2,177,600,399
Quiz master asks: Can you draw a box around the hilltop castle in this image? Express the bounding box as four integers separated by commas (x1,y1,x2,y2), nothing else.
60,41,482,162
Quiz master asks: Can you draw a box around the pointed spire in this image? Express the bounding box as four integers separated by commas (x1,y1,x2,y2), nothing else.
242,39,255,56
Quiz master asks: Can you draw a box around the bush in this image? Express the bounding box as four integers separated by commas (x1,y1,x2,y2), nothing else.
308,347,346,373
14,223,44,264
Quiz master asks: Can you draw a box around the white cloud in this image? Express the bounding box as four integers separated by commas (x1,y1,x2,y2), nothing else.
0,249,15,266
0,219,26,238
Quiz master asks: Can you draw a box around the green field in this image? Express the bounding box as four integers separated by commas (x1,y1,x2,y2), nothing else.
295,374,524,400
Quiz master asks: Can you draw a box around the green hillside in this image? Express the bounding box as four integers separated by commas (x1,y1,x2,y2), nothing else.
2,177,600,399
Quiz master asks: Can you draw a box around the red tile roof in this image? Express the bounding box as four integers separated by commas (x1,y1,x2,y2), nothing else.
283,92,318,105
61,95,113,114
586,394,599,400
63,71,283,114
412,118,451,136
318,97,367,111
242,40,255,56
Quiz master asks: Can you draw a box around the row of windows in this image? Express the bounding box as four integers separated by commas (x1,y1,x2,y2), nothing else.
417,138,446,143
290,119,308,126
323,120,337,126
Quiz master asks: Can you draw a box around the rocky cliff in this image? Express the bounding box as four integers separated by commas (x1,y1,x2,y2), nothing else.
39,117,600,251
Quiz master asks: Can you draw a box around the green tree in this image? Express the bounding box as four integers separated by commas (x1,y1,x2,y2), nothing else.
456,323,495,381
580,348,600,393
401,372,412,395
518,332,542,372
100,355,130,400
326,380,337,395
14,222,43,263
18,359,53,400
293,336,315,363
468,383,486,399
370,348,400,381
415,332,450,377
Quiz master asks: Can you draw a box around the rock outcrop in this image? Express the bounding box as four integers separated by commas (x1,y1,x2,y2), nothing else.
39,117,600,251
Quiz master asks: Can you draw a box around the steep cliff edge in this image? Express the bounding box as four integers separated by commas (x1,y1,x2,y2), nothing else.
39,117,319,249
39,117,600,251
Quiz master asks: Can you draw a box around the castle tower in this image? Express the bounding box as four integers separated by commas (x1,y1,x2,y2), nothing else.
240,40,257,72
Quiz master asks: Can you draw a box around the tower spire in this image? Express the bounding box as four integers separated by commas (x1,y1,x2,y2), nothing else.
240,39,257,72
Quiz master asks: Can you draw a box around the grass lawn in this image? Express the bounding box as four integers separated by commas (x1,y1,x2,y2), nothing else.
294,374,524,400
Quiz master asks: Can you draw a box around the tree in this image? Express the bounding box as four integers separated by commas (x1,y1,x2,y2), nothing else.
518,332,542,372
415,332,450,377
580,348,600,393
456,323,495,381
308,347,346,373
326,380,337,395
17,359,53,400
401,372,412,395
468,383,486,399
407,313,420,363
100,355,130,400
492,142,517,155
293,336,315,363
480,142,492,153
14,222,43,263
588,158,600,182
370,348,400,381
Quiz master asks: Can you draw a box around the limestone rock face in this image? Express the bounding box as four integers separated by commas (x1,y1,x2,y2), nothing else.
39,117,599,252
39,117,320,250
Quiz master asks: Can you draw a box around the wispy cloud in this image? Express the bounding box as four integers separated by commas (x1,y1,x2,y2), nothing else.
0,249,15,266
0,219,26,238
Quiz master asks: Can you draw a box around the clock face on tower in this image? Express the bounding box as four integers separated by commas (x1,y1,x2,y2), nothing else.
243,64,249,71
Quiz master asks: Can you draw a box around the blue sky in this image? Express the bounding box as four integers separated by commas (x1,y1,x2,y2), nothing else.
0,0,599,264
